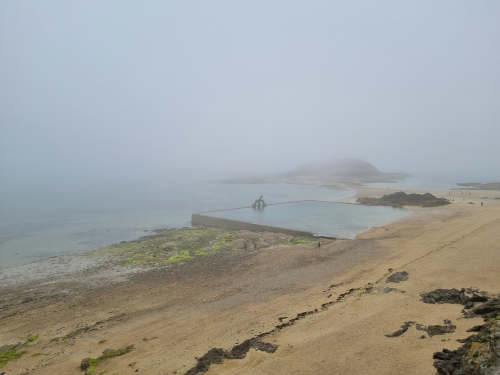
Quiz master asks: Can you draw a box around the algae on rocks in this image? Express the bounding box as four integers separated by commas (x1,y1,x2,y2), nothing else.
93,226,323,268
0,345,26,369
0,334,40,369
80,345,134,375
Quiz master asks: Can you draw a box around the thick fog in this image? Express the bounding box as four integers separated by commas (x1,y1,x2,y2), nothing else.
2,0,500,193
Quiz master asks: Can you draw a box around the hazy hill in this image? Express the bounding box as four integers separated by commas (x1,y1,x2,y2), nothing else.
280,159,407,183
221,159,407,185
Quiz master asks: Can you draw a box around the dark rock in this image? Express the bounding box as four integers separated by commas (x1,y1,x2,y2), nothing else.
184,348,225,375
385,321,415,337
420,288,488,306
432,293,500,375
416,323,427,331
469,297,500,319
426,324,456,336
250,340,278,354
358,192,450,208
387,320,457,338
380,287,398,294
468,294,489,303
185,339,277,375
433,345,467,375
466,325,485,332
421,288,469,304
386,271,409,283
80,358,91,370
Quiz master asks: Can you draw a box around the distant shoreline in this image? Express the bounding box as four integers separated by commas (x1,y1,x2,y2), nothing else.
456,182,500,190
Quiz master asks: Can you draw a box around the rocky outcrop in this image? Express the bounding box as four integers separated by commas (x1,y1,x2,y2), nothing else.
386,271,409,283
358,192,450,208
385,320,456,338
185,339,277,375
423,291,500,374
420,288,488,307
433,315,499,375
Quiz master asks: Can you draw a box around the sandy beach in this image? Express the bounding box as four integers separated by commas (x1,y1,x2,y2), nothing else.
1,187,499,375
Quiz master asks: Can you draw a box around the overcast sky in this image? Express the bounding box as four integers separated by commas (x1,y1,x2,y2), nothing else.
1,0,499,190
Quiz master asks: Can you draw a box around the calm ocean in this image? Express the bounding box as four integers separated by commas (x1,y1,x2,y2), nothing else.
0,182,408,269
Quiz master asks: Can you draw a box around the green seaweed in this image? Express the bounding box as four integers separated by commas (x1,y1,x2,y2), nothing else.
93,227,237,267
289,236,319,246
81,345,134,375
0,346,26,369
167,250,193,264
51,326,93,342
194,250,210,256
0,333,41,368
27,334,39,343
92,226,323,268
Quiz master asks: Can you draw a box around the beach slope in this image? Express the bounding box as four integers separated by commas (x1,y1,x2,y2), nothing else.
1,189,499,375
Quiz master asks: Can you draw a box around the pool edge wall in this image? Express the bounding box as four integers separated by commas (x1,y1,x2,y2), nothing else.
191,213,314,237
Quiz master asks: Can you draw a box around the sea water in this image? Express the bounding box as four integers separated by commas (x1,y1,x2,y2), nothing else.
204,201,408,239
0,182,406,269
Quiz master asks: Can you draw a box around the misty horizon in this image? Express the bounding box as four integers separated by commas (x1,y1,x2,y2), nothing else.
2,1,500,192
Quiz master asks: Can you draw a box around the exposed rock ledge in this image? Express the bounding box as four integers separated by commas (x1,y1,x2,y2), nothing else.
357,192,450,208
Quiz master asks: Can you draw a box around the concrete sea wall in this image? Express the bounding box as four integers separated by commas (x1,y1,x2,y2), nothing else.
191,213,314,237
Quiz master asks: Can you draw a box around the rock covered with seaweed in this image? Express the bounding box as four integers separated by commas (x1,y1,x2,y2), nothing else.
358,192,450,208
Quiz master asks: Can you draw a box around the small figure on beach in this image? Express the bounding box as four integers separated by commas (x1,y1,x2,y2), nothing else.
252,195,267,210
317,241,321,248
481,201,484,206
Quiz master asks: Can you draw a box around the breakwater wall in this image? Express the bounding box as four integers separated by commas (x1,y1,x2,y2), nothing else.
191,199,348,238
191,213,315,237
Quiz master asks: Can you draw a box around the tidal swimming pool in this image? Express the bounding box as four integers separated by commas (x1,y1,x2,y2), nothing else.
203,201,409,239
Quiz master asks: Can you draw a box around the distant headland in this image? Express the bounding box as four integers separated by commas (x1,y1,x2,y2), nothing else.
457,182,500,190
220,158,408,186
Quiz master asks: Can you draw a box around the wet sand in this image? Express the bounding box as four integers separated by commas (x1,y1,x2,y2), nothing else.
1,188,499,374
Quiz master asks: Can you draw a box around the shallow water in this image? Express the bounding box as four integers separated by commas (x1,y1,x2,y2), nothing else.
0,183,353,268
0,182,414,269
205,201,409,239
